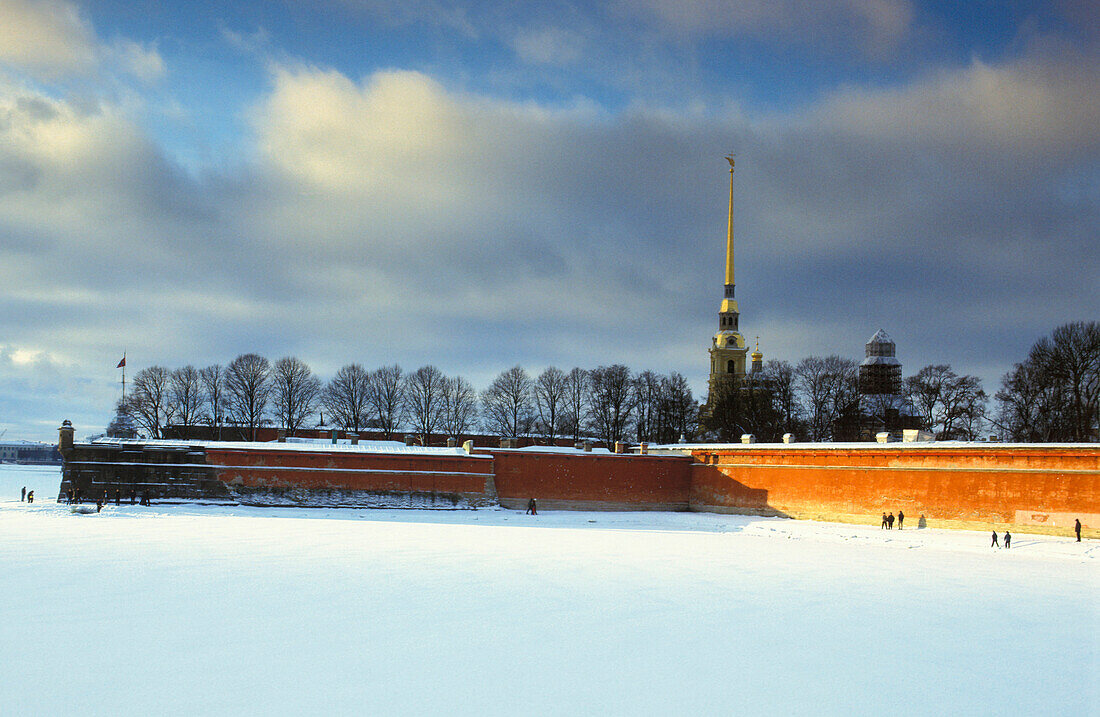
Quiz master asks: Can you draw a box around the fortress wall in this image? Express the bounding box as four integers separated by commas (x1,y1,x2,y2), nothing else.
206,448,498,507
490,451,693,511
687,445,1100,526
58,435,1100,528
58,443,229,502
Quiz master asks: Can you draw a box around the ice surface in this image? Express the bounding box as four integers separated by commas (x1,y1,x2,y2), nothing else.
0,464,1095,715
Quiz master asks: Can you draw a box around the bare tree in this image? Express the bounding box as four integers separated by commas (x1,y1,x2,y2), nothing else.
481,365,535,439
905,364,950,431
126,365,174,438
655,372,698,444
587,364,635,447
702,375,748,442
169,365,205,430
762,360,802,438
323,363,371,432
994,321,1099,442
561,367,590,442
404,365,445,445
994,360,1057,441
440,375,478,439
906,365,987,440
533,366,568,442
200,364,227,439
271,357,321,436
368,365,405,439
702,371,783,442
795,356,858,441
633,370,662,443
225,353,272,441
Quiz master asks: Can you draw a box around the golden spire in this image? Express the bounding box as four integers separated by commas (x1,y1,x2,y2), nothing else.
724,154,735,287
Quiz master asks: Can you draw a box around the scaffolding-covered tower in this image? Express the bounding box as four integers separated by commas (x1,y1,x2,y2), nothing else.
859,329,902,395
834,329,922,441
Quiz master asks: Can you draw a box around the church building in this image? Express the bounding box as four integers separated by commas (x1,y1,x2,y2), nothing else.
707,156,761,402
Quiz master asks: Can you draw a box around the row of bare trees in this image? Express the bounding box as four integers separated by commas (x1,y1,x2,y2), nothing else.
122,356,700,445
125,354,316,441
124,323,1093,444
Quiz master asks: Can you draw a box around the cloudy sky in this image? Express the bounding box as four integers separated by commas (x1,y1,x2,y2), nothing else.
1,0,1097,441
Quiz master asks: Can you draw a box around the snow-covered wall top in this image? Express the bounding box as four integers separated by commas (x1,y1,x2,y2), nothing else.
85,437,487,458
649,441,1100,451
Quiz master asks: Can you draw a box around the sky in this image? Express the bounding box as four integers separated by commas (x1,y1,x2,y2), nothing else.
0,0,1097,442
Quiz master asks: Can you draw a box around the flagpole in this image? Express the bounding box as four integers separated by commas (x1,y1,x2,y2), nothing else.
121,351,126,402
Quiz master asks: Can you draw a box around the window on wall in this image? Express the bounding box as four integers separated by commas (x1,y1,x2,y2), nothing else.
727,360,735,373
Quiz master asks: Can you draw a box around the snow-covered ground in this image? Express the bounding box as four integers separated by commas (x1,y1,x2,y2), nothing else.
1,464,1096,715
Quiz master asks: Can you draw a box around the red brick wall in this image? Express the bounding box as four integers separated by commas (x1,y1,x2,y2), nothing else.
206,448,495,498
491,450,693,511
689,445,1100,524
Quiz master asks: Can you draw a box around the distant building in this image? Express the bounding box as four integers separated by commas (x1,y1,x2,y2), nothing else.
834,329,923,441
0,440,62,464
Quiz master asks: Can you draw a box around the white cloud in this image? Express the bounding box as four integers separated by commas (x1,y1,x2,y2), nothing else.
511,27,586,66
0,0,98,79
0,0,166,82
104,38,166,84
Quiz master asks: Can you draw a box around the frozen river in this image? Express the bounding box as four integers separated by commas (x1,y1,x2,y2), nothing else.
1,464,1095,715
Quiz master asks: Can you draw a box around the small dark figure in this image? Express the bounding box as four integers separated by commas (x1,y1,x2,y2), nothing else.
897,511,904,529
114,489,121,506
95,499,103,513
140,491,150,506
66,489,73,504
887,512,895,529
1004,531,1011,549
21,486,26,502
75,487,82,504
526,498,538,515
881,513,888,529
1075,519,1082,542
129,488,136,505
991,530,999,548
26,490,34,503
918,514,927,529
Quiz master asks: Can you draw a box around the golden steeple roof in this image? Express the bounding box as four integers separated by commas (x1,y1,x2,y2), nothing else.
724,154,735,287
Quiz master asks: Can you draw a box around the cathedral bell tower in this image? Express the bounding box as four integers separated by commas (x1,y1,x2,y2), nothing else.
707,155,752,397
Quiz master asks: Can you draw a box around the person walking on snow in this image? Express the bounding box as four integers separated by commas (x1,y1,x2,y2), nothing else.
991,530,999,548
881,513,888,529
887,512,895,529
897,511,904,529
26,490,34,503
21,486,26,502
526,498,538,515
1004,531,1011,549
1076,519,1082,542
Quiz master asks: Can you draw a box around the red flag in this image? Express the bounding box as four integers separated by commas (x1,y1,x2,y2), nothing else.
116,357,126,368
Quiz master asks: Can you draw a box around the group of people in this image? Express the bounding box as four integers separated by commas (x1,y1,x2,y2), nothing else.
991,530,1012,548
20,486,33,503
880,511,905,529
